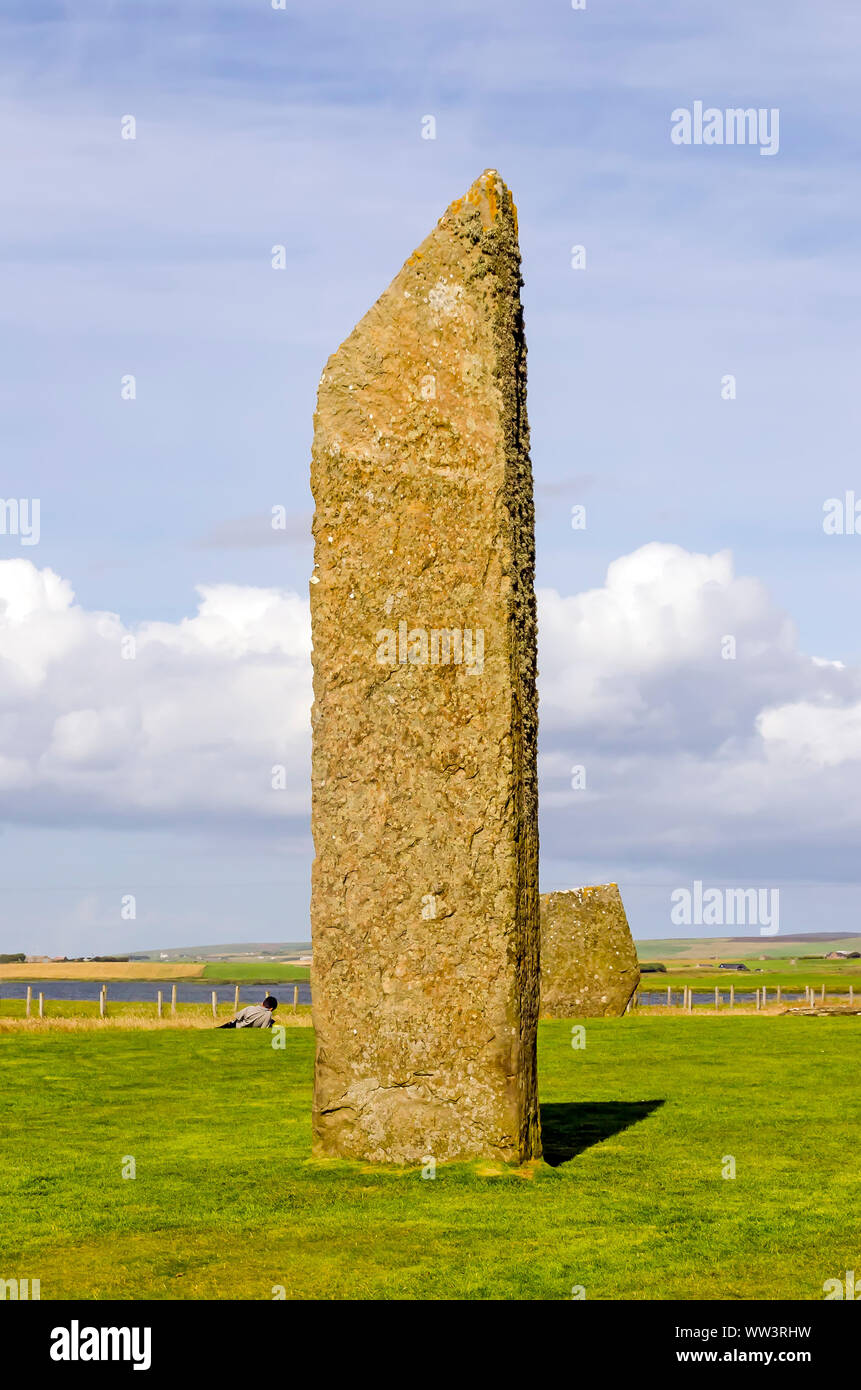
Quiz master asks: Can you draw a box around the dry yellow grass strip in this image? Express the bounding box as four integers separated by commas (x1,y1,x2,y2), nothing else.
0,1013,313,1032
0,962,203,981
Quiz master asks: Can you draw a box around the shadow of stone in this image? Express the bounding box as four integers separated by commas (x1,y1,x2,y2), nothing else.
540,1099,666,1167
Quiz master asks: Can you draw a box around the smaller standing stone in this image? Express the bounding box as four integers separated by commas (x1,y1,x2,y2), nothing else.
540,885,639,1018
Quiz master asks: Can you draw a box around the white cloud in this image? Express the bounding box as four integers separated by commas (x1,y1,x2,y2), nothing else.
3,544,861,884
537,543,861,874
757,701,861,768
0,560,311,823
538,542,822,749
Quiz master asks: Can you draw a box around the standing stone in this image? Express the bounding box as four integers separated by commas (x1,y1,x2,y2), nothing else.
310,170,540,1164
540,885,639,1018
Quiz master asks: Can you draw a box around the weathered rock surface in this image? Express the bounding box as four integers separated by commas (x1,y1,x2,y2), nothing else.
309,170,540,1164
540,885,639,1018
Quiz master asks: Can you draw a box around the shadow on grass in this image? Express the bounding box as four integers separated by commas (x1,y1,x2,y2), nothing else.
540,1099,666,1167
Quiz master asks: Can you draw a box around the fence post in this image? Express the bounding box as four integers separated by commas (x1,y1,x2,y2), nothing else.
157,990,163,1019
762,986,767,1007
293,985,299,1012
666,985,671,1007
776,986,781,1005
26,985,32,1018
714,987,719,1010
686,987,692,1014
99,986,106,1020
171,983,177,1016
730,984,735,1010
38,992,44,1019
820,983,825,1003
234,985,240,1014
850,985,855,1006
755,989,761,1011
211,990,217,1020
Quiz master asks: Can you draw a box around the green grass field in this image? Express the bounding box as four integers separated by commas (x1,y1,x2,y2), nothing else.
1,1016,858,1300
636,934,861,962
202,962,309,983
635,935,861,995
640,965,859,994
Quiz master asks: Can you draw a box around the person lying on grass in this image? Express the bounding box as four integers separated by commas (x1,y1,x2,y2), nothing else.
216,995,278,1029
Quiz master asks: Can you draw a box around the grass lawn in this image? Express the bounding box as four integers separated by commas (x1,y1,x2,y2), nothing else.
640,969,860,994
638,952,861,998
202,962,310,983
1,1017,858,1300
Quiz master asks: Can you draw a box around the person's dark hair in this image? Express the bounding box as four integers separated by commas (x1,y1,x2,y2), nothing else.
263,996,278,1010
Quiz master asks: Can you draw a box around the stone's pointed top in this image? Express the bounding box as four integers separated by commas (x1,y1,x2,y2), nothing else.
446,168,517,232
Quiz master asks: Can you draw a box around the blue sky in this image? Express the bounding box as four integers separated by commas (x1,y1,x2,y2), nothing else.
2,0,861,953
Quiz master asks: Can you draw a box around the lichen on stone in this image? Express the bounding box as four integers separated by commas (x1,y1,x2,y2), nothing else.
540,885,640,1019
309,171,540,1165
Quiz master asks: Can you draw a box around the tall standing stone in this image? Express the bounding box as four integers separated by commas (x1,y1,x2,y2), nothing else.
309,170,540,1164
540,885,640,1018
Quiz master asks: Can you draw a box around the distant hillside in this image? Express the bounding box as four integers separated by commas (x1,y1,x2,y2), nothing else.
636,933,861,963
131,931,861,967
130,941,311,962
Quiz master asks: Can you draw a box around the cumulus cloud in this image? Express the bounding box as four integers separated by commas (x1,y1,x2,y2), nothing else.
537,543,861,876
538,543,852,749
0,559,311,825
3,545,861,882
757,701,861,769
